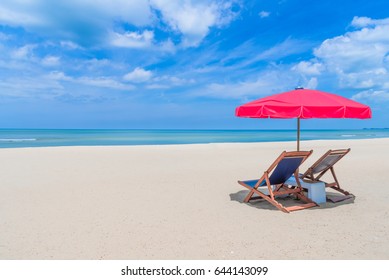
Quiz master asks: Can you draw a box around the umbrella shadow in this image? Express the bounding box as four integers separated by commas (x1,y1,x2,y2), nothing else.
229,190,355,212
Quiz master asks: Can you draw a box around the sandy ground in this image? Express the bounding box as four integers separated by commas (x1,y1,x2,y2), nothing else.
0,138,388,260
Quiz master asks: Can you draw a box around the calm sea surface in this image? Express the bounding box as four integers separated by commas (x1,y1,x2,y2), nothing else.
0,129,388,148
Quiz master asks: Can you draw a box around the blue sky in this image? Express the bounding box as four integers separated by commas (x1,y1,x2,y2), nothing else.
0,0,388,129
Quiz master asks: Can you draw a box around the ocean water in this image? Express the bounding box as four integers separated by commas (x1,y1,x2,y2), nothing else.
0,129,388,149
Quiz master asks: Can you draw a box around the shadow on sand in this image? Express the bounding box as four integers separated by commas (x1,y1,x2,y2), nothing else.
229,190,355,212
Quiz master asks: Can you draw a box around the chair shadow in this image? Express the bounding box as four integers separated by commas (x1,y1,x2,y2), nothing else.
319,192,355,209
229,190,355,212
230,190,279,211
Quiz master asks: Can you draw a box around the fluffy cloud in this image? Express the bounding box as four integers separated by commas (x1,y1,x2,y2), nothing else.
42,55,60,66
147,75,195,89
111,30,154,48
290,16,389,103
150,0,239,47
352,89,389,101
258,11,270,18
292,61,323,76
0,1,153,48
313,16,389,87
49,71,134,90
123,67,153,83
11,44,36,59
0,0,238,49
306,77,318,89
350,16,389,28
195,16,389,101
60,41,82,50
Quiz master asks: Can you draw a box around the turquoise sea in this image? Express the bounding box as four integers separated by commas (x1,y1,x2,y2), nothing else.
0,129,388,148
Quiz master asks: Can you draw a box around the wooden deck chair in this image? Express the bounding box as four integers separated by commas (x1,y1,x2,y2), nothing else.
300,148,352,196
238,150,317,213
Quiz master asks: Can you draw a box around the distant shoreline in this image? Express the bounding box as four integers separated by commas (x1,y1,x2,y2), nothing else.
1,128,389,149
0,128,388,131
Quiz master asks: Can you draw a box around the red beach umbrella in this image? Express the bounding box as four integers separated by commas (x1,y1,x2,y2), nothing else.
235,88,372,150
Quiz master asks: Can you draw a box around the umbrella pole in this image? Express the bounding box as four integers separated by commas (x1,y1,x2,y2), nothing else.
297,118,300,151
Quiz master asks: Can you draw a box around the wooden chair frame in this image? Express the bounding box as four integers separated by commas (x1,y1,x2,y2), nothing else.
301,148,351,196
238,151,317,213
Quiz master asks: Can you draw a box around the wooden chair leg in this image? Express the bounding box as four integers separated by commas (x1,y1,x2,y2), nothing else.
330,167,351,196
243,189,255,203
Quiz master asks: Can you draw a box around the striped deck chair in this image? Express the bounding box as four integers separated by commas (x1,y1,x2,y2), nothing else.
238,150,317,213
300,148,352,197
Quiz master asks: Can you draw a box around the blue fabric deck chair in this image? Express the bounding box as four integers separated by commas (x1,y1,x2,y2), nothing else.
238,150,317,213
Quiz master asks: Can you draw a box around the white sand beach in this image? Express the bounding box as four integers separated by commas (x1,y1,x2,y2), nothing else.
0,138,388,260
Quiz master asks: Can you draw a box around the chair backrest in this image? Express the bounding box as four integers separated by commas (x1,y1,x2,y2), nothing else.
267,151,313,185
310,149,350,175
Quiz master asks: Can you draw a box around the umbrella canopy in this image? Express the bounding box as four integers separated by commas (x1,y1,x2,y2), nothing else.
235,88,372,150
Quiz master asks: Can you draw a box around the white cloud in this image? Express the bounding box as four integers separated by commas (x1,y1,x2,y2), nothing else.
306,77,318,89
150,0,239,47
290,16,389,102
292,61,323,75
146,84,170,90
60,41,81,50
0,0,238,49
0,1,152,48
352,89,389,101
0,76,63,99
258,11,270,18
169,76,194,85
0,32,10,41
257,38,309,60
83,58,116,71
0,0,152,28
351,16,389,28
147,75,195,89
48,71,135,90
153,75,194,85
79,0,152,26
158,39,176,53
42,55,60,66
78,76,134,90
0,2,44,27
196,70,299,99
314,18,389,76
123,67,153,83
110,30,176,52
111,30,154,48
224,38,313,69
11,44,36,59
